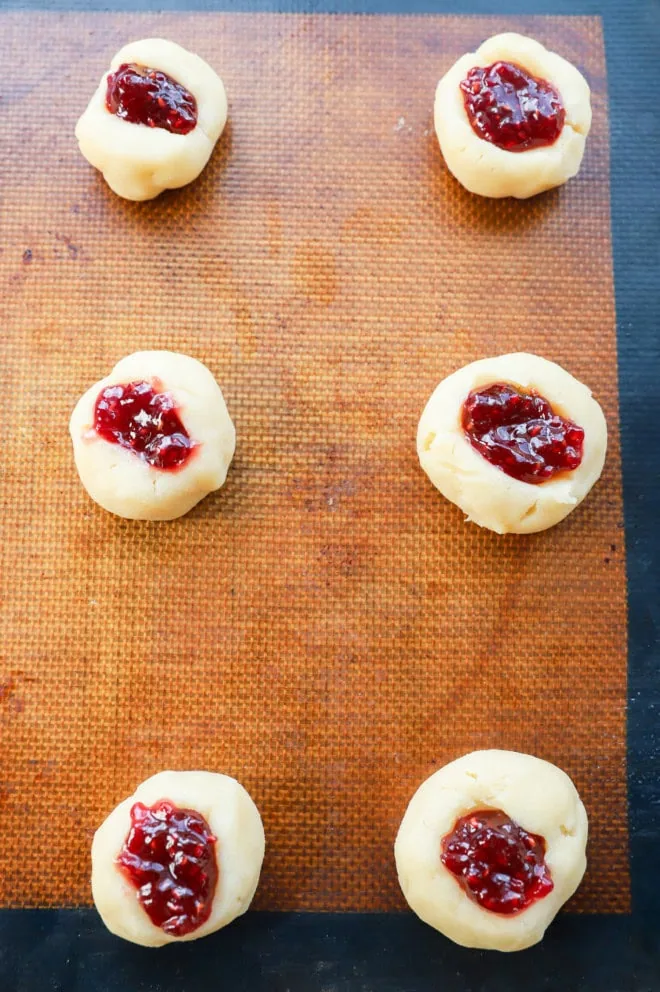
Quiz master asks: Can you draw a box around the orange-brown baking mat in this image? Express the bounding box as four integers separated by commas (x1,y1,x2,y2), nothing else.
0,12,628,913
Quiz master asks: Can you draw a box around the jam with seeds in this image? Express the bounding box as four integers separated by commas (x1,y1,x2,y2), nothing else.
441,809,553,914
462,382,584,484
106,63,197,134
117,800,218,936
460,61,565,151
93,380,194,471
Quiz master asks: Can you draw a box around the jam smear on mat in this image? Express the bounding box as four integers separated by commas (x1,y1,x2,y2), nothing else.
117,800,218,936
461,382,584,484
94,380,194,470
106,63,198,134
460,61,565,151
441,808,554,914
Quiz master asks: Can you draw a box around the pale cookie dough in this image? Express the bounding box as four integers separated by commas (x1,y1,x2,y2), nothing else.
70,350,236,521
417,352,607,534
395,750,588,952
434,33,592,198
92,770,265,947
76,38,228,200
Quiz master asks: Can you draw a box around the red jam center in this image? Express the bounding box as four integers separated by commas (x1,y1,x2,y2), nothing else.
105,63,198,134
93,380,194,471
117,800,218,937
460,61,565,151
462,382,584,484
441,809,553,914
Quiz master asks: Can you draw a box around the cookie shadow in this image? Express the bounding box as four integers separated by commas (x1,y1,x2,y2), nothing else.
107,119,235,228
424,124,562,234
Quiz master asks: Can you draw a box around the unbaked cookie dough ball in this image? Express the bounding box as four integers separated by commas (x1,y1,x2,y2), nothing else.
434,33,591,198
76,38,228,200
70,350,236,521
417,352,607,534
395,750,588,952
92,770,265,947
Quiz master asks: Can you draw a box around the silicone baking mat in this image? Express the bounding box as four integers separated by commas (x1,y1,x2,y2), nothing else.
0,12,628,913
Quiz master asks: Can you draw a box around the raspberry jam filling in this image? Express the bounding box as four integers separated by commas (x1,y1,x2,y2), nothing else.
461,382,584,484
117,800,218,936
460,61,565,151
441,809,553,914
105,63,198,134
93,380,194,471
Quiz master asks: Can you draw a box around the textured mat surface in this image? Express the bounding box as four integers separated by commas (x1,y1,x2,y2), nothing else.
0,12,628,912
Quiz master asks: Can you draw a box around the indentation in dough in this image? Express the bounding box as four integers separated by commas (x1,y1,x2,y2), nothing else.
566,118,588,137
559,823,576,837
465,771,478,781
423,432,437,452
521,501,539,521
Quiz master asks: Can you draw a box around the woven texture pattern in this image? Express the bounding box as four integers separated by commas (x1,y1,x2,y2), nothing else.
0,12,628,912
